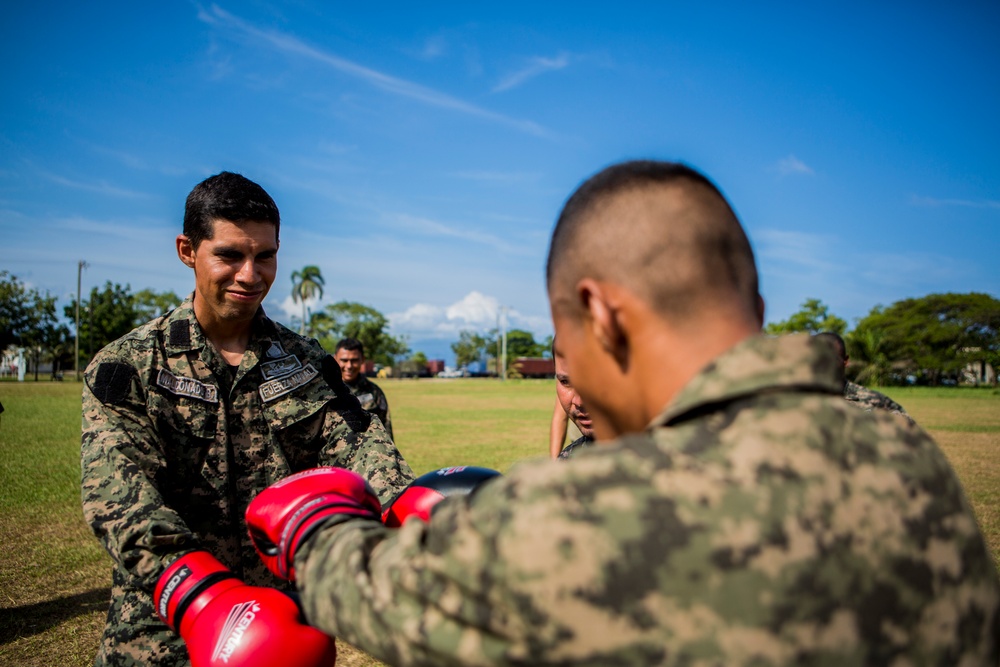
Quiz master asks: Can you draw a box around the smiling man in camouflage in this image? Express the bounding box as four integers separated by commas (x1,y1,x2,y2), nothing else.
251,160,998,666
80,171,414,665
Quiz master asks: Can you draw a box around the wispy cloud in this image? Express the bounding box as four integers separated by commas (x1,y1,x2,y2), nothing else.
754,229,839,272
774,155,814,176
198,5,550,137
493,52,572,93
390,213,523,254
450,170,541,184
37,170,151,199
909,195,1000,210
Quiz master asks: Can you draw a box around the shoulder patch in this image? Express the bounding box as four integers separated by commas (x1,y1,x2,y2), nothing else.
321,355,372,432
92,362,137,405
169,320,191,348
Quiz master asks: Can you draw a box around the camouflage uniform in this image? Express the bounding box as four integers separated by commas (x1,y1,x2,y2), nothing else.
295,333,999,666
81,296,414,666
346,375,393,441
844,380,908,416
557,434,593,460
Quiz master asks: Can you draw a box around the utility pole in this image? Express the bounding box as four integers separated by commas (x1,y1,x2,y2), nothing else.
75,260,88,380
500,306,508,381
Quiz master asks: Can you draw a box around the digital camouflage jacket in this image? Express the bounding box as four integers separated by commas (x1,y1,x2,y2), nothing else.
81,297,414,665
844,380,909,416
346,374,393,441
296,333,999,666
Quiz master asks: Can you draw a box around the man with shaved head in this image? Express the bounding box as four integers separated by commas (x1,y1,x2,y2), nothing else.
246,160,999,666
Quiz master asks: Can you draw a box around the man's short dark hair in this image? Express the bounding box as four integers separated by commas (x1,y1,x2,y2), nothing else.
335,337,365,356
546,160,759,322
183,172,280,249
815,332,847,362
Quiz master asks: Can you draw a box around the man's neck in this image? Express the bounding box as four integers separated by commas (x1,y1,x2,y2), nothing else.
636,311,759,426
194,303,255,366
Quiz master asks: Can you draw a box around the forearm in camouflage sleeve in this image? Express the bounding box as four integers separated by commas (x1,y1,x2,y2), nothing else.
316,402,414,506
82,377,198,590
295,477,529,667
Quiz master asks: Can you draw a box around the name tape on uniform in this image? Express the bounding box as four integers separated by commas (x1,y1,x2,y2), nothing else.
156,369,219,403
259,363,318,402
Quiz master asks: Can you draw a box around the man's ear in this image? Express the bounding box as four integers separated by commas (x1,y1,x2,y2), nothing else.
577,278,628,370
754,294,766,329
176,235,196,269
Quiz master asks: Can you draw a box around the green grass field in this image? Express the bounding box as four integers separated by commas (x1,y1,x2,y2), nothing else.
0,380,997,666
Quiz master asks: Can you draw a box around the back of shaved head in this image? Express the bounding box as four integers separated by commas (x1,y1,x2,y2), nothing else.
546,160,760,323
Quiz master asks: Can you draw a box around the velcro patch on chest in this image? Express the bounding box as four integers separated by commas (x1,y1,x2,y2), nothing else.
259,363,319,402
156,368,219,403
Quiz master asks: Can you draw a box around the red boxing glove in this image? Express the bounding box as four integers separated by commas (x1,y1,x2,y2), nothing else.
382,466,501,527
246,467,382,581
154,551,336,667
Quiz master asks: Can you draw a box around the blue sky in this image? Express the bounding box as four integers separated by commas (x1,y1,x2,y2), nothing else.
2,2,997,363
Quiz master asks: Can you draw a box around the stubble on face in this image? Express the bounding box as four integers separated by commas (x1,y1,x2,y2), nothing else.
180,218,278,336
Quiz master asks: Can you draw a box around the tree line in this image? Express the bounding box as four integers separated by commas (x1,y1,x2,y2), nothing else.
5,267,995,385
765,294,1000,386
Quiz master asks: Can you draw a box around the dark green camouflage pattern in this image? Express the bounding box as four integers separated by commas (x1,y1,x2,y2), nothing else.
844,379,909,418
296,333,999,666
81,296,414,666
557,435,593,460
347,375,393,441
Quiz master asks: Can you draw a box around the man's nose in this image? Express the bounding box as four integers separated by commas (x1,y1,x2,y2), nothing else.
235,259,259,284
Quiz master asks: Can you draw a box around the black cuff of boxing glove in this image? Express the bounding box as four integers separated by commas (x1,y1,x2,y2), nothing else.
294,510,380,559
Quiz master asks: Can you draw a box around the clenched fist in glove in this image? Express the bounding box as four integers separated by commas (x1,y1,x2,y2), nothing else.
245,467,382,581
154,551,336,667
382,465,501,527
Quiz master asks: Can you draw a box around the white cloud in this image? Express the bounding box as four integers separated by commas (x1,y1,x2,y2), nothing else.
199,5,549,137
276,293,322,323
774,155,814,176
388,291,549,339
493,52,572,93
909,195,1000,210
36,169,151,199
754,229,838,272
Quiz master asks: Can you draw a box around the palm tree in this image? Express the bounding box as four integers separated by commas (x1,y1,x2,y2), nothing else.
290,266,325,335
852,328,892,387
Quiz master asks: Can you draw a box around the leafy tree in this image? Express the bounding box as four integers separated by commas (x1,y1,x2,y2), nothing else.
0,271,36,350
309,301,408,366
765,298,847,335
0,272,70,379
451,330,493,368
291,266,325,335
853,292,1000,386
133,288,182,324
505,329,546,359
65,282,139,366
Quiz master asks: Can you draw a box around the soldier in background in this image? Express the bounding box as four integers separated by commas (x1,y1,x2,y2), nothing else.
257,160,999,665
334,337,394,441
80,172,414,666
552,337,594,459
814,331,910,418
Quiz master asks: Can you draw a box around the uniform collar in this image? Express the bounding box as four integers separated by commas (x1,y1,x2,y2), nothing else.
163,293,278,356
649,333,845,428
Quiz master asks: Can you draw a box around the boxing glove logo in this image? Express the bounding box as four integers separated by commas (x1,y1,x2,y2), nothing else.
157,565,192,620
211,600,261,663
